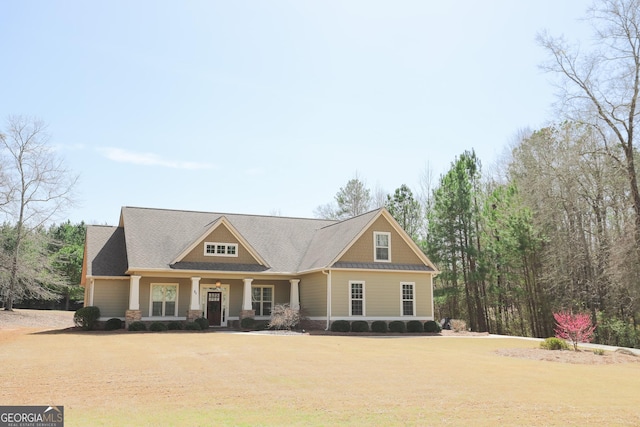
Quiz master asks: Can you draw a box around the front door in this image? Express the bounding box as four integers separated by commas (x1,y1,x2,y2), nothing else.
207,292,222,326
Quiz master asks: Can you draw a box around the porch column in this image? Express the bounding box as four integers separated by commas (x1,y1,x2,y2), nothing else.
289,279,300,310
128,275,141,310
240,278,255,319
126,275,142,326
187,277,202,321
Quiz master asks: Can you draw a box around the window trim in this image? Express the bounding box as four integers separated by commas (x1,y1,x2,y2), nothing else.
149,283,179,317
349,281,365,316
251,284,274,317
400,282,415,316
204,242,238,257
373,231,391,262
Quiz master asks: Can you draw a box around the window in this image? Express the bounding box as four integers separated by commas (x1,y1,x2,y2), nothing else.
151,284,178,317
374,232,391,262
350,281,365,316
204,242,238,257
252,285,273,316
401,282,415,316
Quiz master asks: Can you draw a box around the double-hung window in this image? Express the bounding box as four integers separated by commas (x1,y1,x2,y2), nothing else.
374,232,391,262
151,284,178,317
349,281,365,316
252,285,273,316
401,282,415,316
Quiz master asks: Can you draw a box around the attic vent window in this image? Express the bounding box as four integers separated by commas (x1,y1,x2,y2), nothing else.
205,242,238,257
374,232,391,262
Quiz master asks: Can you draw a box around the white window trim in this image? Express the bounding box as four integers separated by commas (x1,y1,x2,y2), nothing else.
349,281,366,316
251,284,274,317
373,231,391,262
149,283,179,317
204,242,239,257
400,282,416,316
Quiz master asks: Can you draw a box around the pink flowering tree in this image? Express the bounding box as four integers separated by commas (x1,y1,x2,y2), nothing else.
553,311,596,351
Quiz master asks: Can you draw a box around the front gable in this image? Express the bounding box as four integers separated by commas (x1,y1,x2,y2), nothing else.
334,210,436,270
172,217,267,267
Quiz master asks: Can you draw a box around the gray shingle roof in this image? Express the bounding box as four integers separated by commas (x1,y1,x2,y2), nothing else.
85,225,128,276
332,262,434,271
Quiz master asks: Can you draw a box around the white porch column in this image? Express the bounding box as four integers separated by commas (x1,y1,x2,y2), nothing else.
242,278,253,311
129,275,141,310
289,279,300,310
190,277,201,310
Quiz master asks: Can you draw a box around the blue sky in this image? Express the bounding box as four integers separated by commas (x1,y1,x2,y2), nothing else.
1,1,591,225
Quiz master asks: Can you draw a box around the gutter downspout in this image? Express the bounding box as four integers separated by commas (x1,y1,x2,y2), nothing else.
322,269,332,330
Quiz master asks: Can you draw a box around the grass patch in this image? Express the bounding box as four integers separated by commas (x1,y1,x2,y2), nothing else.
1,330,639,426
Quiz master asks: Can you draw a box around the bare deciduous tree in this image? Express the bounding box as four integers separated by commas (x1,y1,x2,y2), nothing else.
1,116,77,310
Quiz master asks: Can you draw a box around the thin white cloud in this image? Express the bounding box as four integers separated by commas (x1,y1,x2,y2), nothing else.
97,147,213,170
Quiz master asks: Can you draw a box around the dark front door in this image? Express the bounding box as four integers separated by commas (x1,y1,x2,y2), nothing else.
207,292,222,326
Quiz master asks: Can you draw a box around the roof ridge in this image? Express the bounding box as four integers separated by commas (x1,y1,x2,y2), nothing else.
318,207,383,230
122,206,336,222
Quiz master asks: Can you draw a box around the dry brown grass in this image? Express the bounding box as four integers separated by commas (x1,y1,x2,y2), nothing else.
1,312,639,426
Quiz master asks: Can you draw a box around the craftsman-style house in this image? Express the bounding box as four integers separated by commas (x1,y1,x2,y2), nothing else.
81,206,438,328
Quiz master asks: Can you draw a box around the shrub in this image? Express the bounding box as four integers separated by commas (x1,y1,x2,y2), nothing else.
371,320,387,333
331,320,350,332
254,320,270,330
540,337,569,351
194,317,209,330
73,306,101,331
407,320,424,333
149,322,168,332
184,322,201,331
351,320,370,333
593,348,605,356
240,317,256,329
269,304,300,330
450,319,467,332
104,318,123,331
424,320,442,333
167,321,183,330
389,321,406,333
128,321,147,332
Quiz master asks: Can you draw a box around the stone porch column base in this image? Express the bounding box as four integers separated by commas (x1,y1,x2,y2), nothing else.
240,310,255,319
187,309,203,322
125,310,142,327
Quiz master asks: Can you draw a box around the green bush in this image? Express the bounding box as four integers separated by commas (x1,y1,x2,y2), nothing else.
254,320,270,330
240,317,256,329
371,320,387,333
128,321,147,332
540,337,569,350
407,320,424,333
149,322,168,332
424,320,442,333
351,320,370,333
167,321,183,330
73,306,101,331
104,318,123,331
185,322,201,331
389,321,406,333
194,317,209,330
331,320,350,332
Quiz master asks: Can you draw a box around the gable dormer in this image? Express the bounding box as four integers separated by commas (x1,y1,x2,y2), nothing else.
172,217,267,267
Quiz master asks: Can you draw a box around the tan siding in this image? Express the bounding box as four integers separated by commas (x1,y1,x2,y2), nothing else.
93,279,129,317
299,272,327,317
181,224,261,265
337,216,423,265
139,277,191,317
330,270,433,318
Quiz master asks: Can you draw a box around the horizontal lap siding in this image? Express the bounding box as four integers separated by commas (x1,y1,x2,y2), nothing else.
330,271,433,318
299,272,327,317
93,279,129,317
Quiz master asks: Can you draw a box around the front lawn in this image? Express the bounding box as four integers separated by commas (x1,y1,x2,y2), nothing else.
0,328,638,426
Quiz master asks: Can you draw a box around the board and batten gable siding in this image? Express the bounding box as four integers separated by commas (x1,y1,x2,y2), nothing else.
180,223,261,265
337,215,423,265
330,270,433,318
92,279,129,317
298,271,327,317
